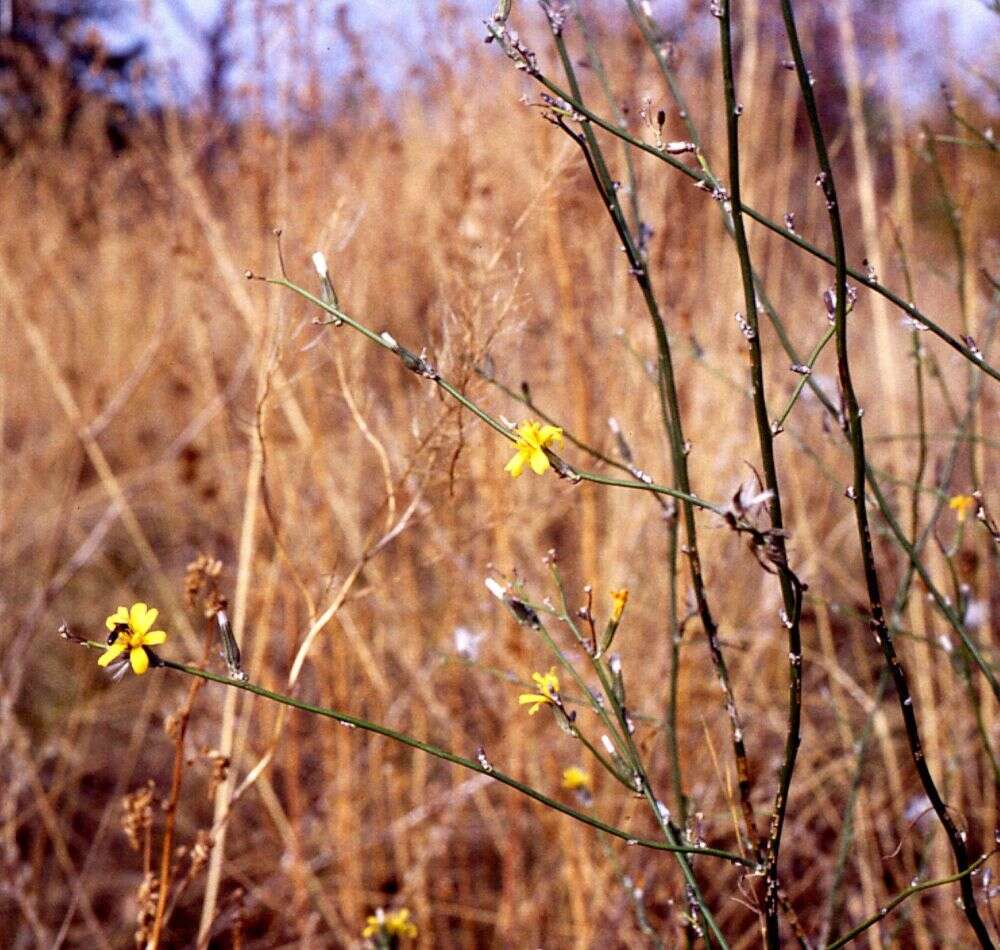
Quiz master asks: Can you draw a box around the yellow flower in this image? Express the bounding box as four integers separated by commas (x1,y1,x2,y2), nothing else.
561,766,592,791
362,907,418,941
949,494,976,523
610,588,629,623
97,603,167,676
518,667,560,714
504,420,563,477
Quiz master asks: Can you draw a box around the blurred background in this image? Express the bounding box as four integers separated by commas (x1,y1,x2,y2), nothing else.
1,0,997,946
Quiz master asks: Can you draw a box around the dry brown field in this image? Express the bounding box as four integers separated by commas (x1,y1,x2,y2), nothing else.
1,1,997,946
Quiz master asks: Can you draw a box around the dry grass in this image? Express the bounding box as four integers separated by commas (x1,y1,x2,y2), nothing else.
0,3,997,946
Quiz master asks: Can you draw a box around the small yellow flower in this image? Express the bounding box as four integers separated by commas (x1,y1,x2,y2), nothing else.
562,766,592,791
362,907,418,941
949,494,976,523
97,603,167,676
610,588,629,623
518,667,560,714
504,420,563,477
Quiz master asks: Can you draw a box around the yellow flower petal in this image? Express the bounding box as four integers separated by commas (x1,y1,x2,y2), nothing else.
131,603,157,636
106,606,129,631
139,607,158,634
143,630,167,646
949,494,976,523
504,421,565,478
97,641,127,667
386,909,416,937
516,421,540,444
529,448,550,475
530,668,559,695
130,647,149,675
562,766,591,790
610,588,629,623
505,450,527,477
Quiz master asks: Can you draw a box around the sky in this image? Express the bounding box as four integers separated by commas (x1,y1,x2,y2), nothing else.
106,0,997,106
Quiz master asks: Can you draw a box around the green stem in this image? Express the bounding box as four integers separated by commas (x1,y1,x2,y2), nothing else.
484,23,1000,384
717,2,803,942
825,851,995,949
547,27,760,862
147,652,752,865
267,277,722,513
774,326,835,430
777,1,994,943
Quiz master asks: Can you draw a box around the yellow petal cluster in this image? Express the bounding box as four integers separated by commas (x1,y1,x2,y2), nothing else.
561,766,592,791
362,907,417,941
610,588,629,623
97,603,167,676
949,494,976,523
504,421,563,477
518,667,560,715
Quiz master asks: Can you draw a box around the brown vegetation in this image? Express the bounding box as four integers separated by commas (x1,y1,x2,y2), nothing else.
1,1,997,946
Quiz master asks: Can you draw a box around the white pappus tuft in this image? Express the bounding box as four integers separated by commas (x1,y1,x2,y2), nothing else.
484,577,507,601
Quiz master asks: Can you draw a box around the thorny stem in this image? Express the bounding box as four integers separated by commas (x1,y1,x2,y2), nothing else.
547,19,760,859
474,368,649,485
68,634,751,866
619,0,998,688
265,276,727,512
716,2,804,942
633,1,999,687
686,265,1000,697
157,661,753,859
693,319,1000,683
774,325,835,429
825,851,996,949
484,21,1000,383
777,1,995,944
621,5,996,878
622,0,1000,749
570,2,643,235
542,568,728,945
480,362,691,822
554,2,690,825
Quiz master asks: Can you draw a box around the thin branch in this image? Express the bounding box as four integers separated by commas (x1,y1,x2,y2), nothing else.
716,1,804,941
826,852,996,949
484,21,1000,383
777,1,995,943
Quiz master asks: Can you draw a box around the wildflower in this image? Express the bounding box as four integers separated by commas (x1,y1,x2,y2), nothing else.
610,588,629,623
504,420,563,477
98,603,167,676
362,907,418,942
561,766,592,791
949,494,976,523
518,667,560,714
